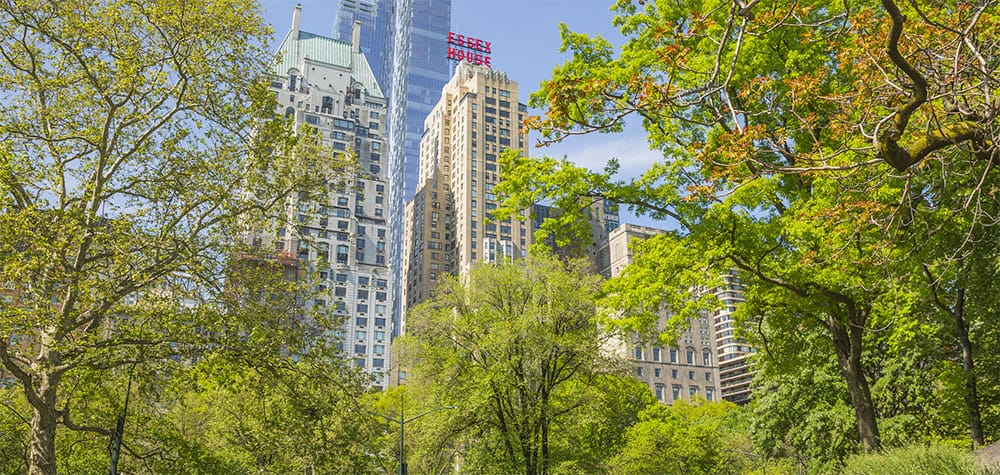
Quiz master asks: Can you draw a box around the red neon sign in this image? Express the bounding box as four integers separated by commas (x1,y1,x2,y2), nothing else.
447,31,492,67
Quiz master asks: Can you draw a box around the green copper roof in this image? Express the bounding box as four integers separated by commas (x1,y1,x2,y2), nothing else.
273,30,384,100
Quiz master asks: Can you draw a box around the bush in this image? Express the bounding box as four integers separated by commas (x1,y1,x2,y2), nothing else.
843,444,995,475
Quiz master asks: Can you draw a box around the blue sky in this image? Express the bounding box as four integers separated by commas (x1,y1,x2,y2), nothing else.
259,0,670,229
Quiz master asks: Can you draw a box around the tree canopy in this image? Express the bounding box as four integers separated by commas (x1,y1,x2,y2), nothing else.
498,0,1000,455
0,0,349,472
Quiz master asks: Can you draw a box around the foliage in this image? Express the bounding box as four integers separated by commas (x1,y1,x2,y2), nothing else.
610,398,752,475
843,444,991,475
498,0,1000,456
401,255,625,474
0,0,349,472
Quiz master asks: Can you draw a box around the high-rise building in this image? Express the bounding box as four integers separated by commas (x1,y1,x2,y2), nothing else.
333,0,452,337
264,7,394,388
400,63,534,323
714,271,754,405
602,224,723,404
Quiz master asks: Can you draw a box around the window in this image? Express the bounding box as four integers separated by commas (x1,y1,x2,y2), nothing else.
356,317,367,326
634,346,643,360
374,330,385,340
636,367,643,377
355,331,366,340
672,385,681,400
670,349,677,363
374,344,385,354
703,350,711,366
672,369,678,379
357,303,368,313
706,387,715,401
705,372,712,381
652,347,661,362
690,386,699,397
354,344,366,354
686,349,694,365
689,371,695,380
655,385,664,402
654,368,662,378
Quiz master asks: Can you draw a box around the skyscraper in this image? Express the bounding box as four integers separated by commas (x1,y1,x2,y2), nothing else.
264,7,394,388
333,0,452,337
400,63,533,321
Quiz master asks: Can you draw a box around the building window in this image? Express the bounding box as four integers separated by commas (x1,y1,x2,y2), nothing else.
652,347,661,362
636,367,643,377
686,349,694,365
655,385,664,402
703,350,711,366
706,387,715,401
672,385,681,400
654,368,662,378
634,346,643,360
690,386,699,397
705,372,712,381
670,349,677,363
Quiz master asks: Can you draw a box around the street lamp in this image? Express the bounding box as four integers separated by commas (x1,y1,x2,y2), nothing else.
378,404,457,475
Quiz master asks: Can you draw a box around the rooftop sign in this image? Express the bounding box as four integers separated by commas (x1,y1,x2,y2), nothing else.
447,32,491,67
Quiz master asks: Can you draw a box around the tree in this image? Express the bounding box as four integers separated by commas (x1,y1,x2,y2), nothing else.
401,255,620,474
611,399,752,475
0,1,342,472
499,0,999,452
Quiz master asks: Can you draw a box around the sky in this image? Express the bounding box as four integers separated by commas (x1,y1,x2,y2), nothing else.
259,0,669,229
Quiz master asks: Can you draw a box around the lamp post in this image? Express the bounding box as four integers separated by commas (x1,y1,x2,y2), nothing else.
378,404,456,475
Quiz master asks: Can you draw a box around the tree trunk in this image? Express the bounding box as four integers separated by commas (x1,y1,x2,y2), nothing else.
953,289,984,447
829,312,881,452
28,371,60,475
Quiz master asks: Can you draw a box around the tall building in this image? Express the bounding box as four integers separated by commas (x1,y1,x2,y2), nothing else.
603,224,723,404
264,7,394,388
714,271,754,405
400,63,534,322
333,0,452,337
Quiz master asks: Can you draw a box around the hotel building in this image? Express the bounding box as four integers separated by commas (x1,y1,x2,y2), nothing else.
263,7,394,388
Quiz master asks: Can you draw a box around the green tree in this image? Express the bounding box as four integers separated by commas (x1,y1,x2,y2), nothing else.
0,1,343,473
401,255,621,474
499,0,999,453
611,398,751,475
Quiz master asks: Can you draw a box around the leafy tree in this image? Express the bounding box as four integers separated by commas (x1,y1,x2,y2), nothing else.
499,0,999,453
0,0,344,472
610,398,752,475
401,255,621,474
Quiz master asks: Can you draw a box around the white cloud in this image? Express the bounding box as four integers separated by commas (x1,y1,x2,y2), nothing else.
530,128,661,179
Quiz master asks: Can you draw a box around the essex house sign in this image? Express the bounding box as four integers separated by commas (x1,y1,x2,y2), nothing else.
446,31,492,67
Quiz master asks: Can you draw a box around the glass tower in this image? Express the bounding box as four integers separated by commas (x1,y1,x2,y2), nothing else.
334,0,452,337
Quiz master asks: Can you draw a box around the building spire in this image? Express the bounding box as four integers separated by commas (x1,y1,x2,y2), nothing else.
291,4,302,39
